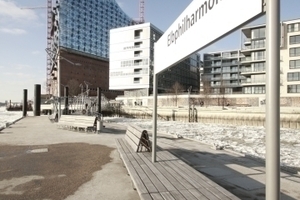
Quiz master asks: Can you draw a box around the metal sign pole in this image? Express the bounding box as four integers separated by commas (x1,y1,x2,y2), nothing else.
266,0,280,199
152,73,158,163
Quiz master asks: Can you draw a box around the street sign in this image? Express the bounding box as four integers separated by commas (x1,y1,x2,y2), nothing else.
154,0,264,74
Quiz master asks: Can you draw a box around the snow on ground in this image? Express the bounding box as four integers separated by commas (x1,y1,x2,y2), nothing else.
0,107,23,129
104,117,300,169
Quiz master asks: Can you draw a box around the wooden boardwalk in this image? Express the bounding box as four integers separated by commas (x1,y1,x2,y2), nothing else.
116,138,240,200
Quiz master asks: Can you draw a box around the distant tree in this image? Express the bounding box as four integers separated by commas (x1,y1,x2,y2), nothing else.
219,79,227,109
202,76,212,107
171,81,184,106
67,79,80,97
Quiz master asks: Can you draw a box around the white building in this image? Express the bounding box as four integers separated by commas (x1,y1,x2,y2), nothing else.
109,23,160,93
110,23,200,106
203,18,300,107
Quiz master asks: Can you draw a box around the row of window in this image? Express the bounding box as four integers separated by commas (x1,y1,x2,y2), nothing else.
288,23,300,33
290,35,300,45
243,86,265,94
290,47,300,57
120,59,149,67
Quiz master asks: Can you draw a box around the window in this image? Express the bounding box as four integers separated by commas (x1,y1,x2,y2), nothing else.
251,27,265,39
251,39,265,49
252,51,265,60
243,87,252,94
134,42,142,48
290,35,300,45
254,86,265,94
134,77,140,83
290,59,300,69
287,72,300,81
290,47,300,57
253,62,265,72
288,23,300,33
134,29,143,39
287,84,300,93
134,51,142,57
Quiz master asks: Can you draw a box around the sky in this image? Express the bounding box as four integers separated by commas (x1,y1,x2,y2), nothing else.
0,0,300,102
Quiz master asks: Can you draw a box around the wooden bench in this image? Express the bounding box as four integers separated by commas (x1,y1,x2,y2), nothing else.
57,115,96,132
125,124,151,152
115,125,239,200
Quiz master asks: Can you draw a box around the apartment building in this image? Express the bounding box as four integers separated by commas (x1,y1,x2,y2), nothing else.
110,23,200,106
203,18,300,106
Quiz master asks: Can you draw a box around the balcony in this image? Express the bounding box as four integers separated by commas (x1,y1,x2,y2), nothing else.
241,79,265,86
244,38,251,45
240,68,266,75
240,57,265,64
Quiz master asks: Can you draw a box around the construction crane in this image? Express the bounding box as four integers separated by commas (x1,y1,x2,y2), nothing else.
21,1,53,94
139,0,145,23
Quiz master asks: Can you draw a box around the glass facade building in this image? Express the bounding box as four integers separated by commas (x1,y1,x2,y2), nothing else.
54,0,133,58
49,0,135,96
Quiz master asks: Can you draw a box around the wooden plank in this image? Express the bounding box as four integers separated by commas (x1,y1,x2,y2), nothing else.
125,134,139,152
169,190,187,200
179,189,198,200
150,193,164,200
116,139,149,195
143,152,187,191
131,160,157,193
126,129,141,145
139,162,167,193
157,151,214,189
160,192,176,200
156,150,237,200
141,193,153,200
158,159,195,190
139,152,177,192
163,152,217,188
121,140,157,194
198,187,221,200
206,186,231,200
188,188,208,200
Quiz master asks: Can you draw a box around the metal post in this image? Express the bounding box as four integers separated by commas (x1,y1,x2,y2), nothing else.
97,87,102,114
188,86,192,122
152,73,158,163
97,87,102,133
266,0,280,199
34,84,41,116
22,89,27,117
64,86,69,115
58,53,61,119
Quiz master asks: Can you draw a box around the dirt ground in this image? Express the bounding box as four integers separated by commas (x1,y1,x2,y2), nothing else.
0,143,113,200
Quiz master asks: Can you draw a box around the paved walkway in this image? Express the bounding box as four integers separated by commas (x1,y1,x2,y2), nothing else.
0,116,139,200
1,116,300,199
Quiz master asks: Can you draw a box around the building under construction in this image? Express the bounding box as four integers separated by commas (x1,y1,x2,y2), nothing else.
48,0,135,99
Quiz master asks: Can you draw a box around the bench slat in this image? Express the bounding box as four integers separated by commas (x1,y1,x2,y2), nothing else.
116,139,149,195
121,139,157,194
116,122,240,200
139,152,177,192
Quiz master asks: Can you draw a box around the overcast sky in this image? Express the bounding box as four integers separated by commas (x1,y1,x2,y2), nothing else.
0,0,300,102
